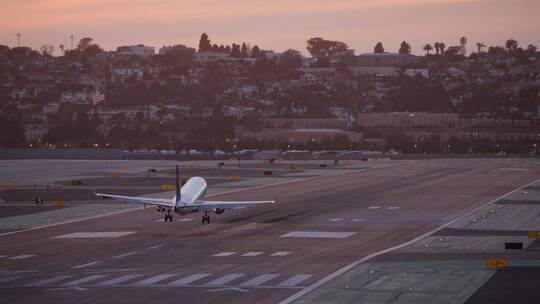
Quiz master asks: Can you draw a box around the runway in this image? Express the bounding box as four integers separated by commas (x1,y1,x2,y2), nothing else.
1,158,539,303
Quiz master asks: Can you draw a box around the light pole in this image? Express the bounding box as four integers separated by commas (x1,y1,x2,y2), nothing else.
16,33,21,47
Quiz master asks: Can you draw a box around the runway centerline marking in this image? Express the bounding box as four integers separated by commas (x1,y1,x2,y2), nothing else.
54,232,137,239
73,261,100,269
386,206,400,210
329,218,344,222
351,218,365,222
241,252,263,257
9,254,35,260
113,251,137,259
270,251,291,256
281,231,356,239
368,206,381,210
213,252,236,257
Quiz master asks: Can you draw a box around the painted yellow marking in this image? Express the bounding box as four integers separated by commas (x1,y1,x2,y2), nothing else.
487,258,508,269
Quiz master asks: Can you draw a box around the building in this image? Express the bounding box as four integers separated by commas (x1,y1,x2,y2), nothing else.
356,53,420,67
158,44,196,55
194,51,230,62
59,91,93,104
358,112,460,128
266,118,349,130
116,45,155,57
110,67,144,82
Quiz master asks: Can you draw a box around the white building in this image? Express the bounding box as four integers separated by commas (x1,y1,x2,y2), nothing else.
59,91,93,104
117,45,155,57
110,67,144,82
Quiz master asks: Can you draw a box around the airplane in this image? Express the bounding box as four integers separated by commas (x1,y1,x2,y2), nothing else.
95,165,275,223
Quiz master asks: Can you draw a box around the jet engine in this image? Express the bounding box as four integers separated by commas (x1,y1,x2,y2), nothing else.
156,206,164,212
212,208,225,214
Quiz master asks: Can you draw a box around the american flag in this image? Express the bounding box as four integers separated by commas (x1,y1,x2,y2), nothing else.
92,91,105,106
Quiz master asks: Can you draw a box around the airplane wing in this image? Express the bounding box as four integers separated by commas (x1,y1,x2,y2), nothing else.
193,199,275,210
95,192,173,208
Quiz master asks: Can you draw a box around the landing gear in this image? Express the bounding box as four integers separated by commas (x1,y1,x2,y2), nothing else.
201,211,210,224
164,210,173,222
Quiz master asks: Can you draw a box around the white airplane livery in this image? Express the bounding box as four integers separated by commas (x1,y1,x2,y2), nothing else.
95,165,275,223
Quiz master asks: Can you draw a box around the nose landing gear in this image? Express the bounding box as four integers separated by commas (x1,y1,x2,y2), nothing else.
201,211,210,224
164,209,173,222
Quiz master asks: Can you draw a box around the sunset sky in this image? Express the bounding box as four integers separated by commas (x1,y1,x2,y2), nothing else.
1,0,539,56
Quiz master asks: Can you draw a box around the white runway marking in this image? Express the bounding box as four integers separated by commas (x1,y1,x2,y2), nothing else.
54,231,136,238
0,255,7,258
73,261,100,269
270,251,291,256
329,218,344,222
241,252,263,257
28,275,73,287
148,244,163,249
213,252,236,257
278,274,313,287
0,276,21,283
113,252,137,259
62,275,107,286
281,231,356,239
178,218,194,222
351,218,365,222
206,274,245,286
497,168,529,171
241,274,279,286
98,274,142,285
9,254,35,260
368,206,381,209
386,206,400,210
169,274,211,285
134,274,175,285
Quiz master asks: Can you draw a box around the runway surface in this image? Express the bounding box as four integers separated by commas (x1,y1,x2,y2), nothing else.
1,158,540,303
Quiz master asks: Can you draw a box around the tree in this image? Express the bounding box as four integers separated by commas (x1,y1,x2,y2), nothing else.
423,44,433,55
278,49,303,70
251,45,261,58
506,39,518,53
74,37,103,57
230,44,241,58
398,41,411,54
476,42,486,53
59,44,65,55
459,36,468,55
40,44,54,56
439,42,446,54
374,42,384,53
527,44,538,54
198,33,211,52
434,42,441,55
445,46,462,57
306,37,349,58
241,42,249,58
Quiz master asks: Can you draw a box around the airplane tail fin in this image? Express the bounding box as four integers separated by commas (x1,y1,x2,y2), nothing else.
175,164,181,204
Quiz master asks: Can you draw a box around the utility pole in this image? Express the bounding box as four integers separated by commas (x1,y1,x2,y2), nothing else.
70,34,74,49
16,33,21,47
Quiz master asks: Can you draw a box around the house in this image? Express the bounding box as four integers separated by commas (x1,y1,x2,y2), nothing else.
194,51,230,62
404,68,429,78
110,67,144,82
59,91,93,104
116,45,155,58
356,53,420,67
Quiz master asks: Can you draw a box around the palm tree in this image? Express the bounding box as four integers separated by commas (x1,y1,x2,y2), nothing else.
423,44,433,55
476,42,485,54
506,39,518,53
439,42,446,54
59,44,65,55
434,42,440,55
